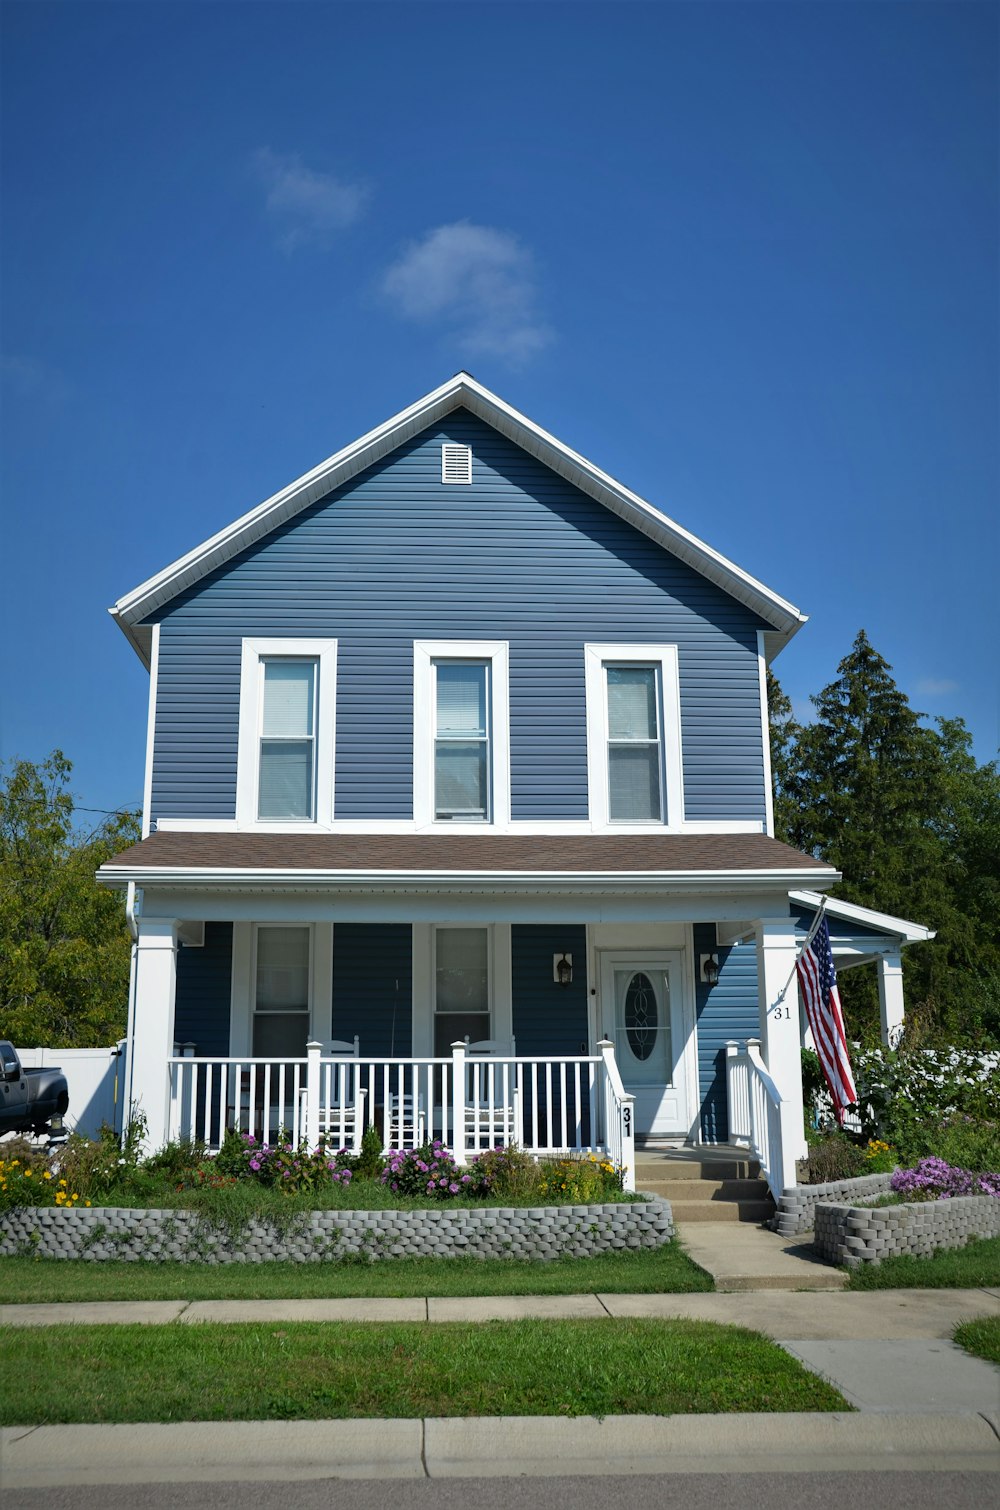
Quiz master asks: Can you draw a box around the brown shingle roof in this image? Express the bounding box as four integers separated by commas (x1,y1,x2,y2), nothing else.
102,831,833,876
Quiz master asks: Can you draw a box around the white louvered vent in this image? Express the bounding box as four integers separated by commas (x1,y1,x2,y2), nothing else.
441,443,473,484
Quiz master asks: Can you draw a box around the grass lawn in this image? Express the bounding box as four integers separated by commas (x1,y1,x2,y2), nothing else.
844,1233,1000,1290
0,1241,712,1302
953,1316,1000,1366
0,1318,848,1423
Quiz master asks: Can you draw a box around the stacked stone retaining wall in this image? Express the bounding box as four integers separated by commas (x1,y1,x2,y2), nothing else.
0,1199,673,1264
813,1194,1000,1268
771,1173,894,1236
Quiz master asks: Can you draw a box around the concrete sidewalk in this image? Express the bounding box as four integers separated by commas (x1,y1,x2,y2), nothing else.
673,1220,848,1290
4,1285,999,1335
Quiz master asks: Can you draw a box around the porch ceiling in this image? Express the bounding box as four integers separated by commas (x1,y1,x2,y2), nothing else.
99,831,837,893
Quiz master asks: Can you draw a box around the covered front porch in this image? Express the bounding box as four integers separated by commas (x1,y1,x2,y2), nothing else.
100,828,927,1200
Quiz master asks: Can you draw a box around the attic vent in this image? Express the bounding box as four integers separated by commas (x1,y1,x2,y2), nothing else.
441,443,472,484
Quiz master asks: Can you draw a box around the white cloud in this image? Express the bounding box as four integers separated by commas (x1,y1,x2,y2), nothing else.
381,221,552,363
916,677,959,698
251,148,368,251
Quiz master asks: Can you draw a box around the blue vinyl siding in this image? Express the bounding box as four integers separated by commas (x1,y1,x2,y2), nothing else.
511,925,591,1146
174,923,232,1056
148,410,770,824
511,925,590,1055
693,922,759,1143
331,924,412,1056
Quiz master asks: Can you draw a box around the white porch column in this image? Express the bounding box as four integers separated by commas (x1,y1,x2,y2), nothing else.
128,917,178,1153
754,917,808,1167
877,952,905,1047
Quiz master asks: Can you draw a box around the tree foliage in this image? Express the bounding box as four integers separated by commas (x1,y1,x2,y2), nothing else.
0,752,139,1046
770,632,1000,1046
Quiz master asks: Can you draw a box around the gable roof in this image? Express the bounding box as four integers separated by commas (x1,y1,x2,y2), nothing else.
110,372,807,668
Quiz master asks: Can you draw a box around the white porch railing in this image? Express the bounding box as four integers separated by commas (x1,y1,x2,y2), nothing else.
725,1038,798,1199
166,1039,636,1191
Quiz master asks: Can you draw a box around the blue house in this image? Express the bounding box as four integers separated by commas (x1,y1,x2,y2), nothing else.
99,375,931,1193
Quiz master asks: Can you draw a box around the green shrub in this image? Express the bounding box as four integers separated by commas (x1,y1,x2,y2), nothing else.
802,1133,867,1184
469,1145,541,1199
536,1154,624,1203
353,1123,384,1181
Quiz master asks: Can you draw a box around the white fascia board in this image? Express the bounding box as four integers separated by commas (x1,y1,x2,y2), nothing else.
109,373,807,658
97,864,840,894
790,889,936,945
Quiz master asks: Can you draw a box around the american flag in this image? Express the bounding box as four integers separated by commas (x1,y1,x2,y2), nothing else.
796,917,857,1124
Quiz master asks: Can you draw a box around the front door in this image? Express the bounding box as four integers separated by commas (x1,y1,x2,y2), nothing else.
599,952,688,1137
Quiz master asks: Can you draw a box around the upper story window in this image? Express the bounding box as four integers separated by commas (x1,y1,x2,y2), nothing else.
258,660,316,819
605,664,664,821
434,661,491,819
584,644,684,829
414,641,510,828
236,639,337,827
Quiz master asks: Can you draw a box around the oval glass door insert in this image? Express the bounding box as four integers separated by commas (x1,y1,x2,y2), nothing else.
624,972,658,1060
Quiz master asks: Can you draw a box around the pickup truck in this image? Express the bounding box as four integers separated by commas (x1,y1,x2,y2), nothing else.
0,1042,69,1137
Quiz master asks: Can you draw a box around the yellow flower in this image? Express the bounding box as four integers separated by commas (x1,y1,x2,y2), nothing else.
24,1169,32,1178
85,1200,92,1207
59,1179,67,1187
43,1171,52,1180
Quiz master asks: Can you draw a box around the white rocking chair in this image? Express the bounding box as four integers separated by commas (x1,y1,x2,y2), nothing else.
464,1036,519,1148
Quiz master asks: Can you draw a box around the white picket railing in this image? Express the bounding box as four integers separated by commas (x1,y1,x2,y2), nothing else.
725,1038,797,1199
166,1039,636,1190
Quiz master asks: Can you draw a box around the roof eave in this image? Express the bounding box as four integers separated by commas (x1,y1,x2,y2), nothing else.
97,864,839,894
790,888,936,945
110,373,807,657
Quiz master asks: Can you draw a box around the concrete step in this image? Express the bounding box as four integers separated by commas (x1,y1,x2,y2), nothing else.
669,1199,776,1224
638,1177,770,1202
633,1158,760,1182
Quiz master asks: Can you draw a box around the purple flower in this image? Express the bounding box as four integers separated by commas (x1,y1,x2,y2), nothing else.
449,1183,459,1194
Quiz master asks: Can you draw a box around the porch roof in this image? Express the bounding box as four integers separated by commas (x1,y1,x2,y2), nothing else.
99,831,837,892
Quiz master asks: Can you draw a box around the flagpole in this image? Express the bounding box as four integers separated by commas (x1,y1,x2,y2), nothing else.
774,896,829,1006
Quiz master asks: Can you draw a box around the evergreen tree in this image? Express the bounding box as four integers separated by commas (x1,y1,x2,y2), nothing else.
768,633,1000,1045
0,752,139,1046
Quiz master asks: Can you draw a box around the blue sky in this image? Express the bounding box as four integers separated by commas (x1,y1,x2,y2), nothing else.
2,0,997,820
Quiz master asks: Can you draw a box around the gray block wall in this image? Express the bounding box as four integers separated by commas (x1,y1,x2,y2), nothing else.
0,1198,673,1264
771,1173,895,1236
813,1194,1000,1267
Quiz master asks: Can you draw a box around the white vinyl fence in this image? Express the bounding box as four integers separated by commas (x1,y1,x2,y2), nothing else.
15,1042,127,1139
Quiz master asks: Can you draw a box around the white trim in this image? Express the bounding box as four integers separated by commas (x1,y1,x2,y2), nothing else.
790,889,935,944
153,815,765,836
100,865,839,897
413,640,510,828
235,638,338,828
141,623,161,839
757,630,775,839
109,374,807,667
584,644,684,830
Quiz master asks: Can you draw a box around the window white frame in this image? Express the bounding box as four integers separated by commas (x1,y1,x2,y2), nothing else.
413,641,510,829
229,920,333,1057
236,639,337,829
584,644,683,830
411,922,513,1056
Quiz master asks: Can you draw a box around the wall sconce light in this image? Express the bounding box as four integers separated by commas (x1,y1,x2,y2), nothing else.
700,954,720,986
553,953,573,988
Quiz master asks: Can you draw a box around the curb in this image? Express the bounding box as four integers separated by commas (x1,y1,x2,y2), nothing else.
2,1412,998,1486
